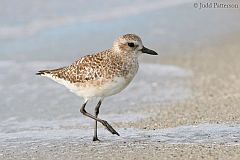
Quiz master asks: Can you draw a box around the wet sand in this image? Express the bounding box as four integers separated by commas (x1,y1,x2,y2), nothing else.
1,34,240,160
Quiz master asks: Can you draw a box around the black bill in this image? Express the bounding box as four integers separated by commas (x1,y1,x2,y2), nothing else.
141,46,158,55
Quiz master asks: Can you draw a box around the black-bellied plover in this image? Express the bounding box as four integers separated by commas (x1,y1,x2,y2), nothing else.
36,34,158,141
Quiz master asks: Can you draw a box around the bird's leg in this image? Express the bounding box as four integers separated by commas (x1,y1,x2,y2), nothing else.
80,100,120,137
93,99,102,141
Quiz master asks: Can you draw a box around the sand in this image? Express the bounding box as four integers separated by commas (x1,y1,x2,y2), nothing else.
1,33,240,160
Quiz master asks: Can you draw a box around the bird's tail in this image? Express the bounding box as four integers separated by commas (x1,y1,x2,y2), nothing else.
36,67,65,76
36,70,51,76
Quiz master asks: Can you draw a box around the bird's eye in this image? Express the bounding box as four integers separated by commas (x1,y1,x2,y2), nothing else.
128,43,135,47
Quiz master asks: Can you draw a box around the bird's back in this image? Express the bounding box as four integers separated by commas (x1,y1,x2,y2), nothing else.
36,49,139,98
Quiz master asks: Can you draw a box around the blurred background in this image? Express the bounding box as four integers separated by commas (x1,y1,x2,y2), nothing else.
0,0,239,61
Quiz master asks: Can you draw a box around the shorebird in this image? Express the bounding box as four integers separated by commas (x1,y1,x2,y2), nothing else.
36,34,158,141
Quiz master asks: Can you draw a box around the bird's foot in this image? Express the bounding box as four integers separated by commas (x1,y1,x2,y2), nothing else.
100,120,120,136
93,136,101,142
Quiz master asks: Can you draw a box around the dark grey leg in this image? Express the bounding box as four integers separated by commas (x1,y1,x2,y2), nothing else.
80,100,120,139
93,100,102,141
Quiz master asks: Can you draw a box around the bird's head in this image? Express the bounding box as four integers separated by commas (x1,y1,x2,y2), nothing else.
112,33,158,56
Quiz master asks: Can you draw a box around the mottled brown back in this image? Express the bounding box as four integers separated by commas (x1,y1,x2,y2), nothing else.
36,49,136,83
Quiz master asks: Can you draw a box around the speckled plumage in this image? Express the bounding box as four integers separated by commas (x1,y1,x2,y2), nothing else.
36,34,158,140
41,49,137,84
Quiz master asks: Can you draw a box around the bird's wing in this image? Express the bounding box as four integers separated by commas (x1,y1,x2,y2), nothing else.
36,50,118,83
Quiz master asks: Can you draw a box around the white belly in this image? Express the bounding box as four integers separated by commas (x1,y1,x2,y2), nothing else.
46,73,136,99
73,75,135,98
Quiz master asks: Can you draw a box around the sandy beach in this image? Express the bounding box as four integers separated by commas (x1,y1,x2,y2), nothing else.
1,32,240,160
